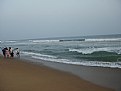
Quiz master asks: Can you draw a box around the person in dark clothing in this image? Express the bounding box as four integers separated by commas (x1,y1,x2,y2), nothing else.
16,48,20,58
9,47,14,58
1,47,6,58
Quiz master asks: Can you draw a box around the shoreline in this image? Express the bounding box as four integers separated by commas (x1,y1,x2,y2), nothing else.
21,56,121,91
0,56,115,91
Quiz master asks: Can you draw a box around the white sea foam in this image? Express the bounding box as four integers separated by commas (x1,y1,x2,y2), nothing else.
29,40,59,43
21,51,57,59
13,42,38,45
69,47,121,54
32,56,121,68
21,51,121,68
4,40,16,43
85,38,121,42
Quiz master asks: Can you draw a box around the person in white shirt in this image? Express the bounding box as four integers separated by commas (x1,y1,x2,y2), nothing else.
9,47,14,58
16,48,20,58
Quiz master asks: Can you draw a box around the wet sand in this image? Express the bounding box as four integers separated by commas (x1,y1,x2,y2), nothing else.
0,57,114,91
38,60,121,91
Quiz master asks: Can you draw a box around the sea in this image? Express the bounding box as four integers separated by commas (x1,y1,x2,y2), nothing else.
0,34,121,68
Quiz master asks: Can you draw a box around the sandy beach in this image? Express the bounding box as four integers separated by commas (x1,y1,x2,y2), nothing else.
37,59,121,91
0,56,114,91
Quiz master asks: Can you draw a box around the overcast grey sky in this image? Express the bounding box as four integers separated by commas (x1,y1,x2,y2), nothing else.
0,0,121,40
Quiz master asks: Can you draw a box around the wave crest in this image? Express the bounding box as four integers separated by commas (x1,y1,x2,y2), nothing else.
69,47,121,54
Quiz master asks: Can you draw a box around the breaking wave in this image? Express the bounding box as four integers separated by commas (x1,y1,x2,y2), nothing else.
69,47,121,54
21,51,121,68
85,38,121,42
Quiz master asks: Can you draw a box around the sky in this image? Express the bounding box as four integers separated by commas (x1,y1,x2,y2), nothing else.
0,0,121,40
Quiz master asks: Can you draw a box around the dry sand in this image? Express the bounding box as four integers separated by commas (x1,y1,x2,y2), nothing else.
0,57,114,91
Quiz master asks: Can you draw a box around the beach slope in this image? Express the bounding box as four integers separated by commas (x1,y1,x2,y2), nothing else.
0,57,114,91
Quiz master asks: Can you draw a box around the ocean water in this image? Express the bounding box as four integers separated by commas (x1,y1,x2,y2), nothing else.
0,34,121,68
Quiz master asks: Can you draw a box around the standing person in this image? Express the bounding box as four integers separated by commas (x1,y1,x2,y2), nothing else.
5,47,10,58
16,48,20,58
1,47,6,58
9,47,14,58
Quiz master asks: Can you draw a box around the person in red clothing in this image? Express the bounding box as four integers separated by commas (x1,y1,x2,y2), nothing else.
5,47,10,58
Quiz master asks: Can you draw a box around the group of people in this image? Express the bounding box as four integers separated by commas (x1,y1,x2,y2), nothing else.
1,47,20,58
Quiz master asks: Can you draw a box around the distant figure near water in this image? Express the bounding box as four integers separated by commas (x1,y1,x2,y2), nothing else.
15,48,20,58
1,47,6,57
5,47,10,58
0,47,20,58
0,47,10,58
9,47,14,58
